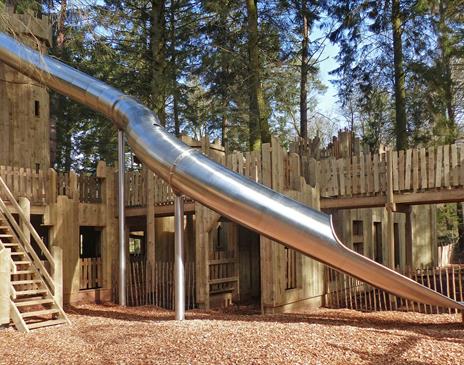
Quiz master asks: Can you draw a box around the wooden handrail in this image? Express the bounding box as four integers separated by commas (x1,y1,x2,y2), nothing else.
0,176,54,266
0,205,55,292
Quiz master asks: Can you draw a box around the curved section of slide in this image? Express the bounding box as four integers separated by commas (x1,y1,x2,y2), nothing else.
1,33,462,311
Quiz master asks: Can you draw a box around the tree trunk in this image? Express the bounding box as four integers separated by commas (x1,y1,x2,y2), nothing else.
151,0,166,126
299,0,309,140
438,0,456,139
57,0,67,48
169,0,180,136
391,0,408,150
246,0,270,151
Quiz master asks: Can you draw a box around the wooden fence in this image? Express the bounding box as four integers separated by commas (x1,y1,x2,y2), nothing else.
0,167,104,205
123,170,177,208
325,265,464,314
315,144,464,198
80,257,102,290
0,165,50,204
57,172,104,204
78,175,102,203
127,260,196,309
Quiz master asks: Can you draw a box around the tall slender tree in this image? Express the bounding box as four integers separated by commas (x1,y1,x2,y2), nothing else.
245,0,270,151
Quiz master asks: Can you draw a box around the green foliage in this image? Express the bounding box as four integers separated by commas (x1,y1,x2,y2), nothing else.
437,204,459,246
6,0,463,168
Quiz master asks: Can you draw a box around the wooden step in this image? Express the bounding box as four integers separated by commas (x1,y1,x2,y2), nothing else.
15,289,48,296
3,243,19,247
15,298,54,307
0,234,13,238
27,318,67,330
12,270,36,275
12,279,42,285
15,295,49,303
21,309,59,318
13,261,31,265
11,252,26,256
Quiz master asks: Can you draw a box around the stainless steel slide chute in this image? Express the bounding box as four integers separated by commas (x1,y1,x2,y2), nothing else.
1,32,462,311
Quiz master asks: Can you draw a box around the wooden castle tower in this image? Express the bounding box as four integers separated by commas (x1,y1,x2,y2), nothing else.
0,9,52,170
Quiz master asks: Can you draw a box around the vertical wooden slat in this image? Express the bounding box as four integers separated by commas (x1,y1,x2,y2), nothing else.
451,144,459,186
443,145,450,187
405,149,412,190
446,267,451,314
398,150,405,191
392,151,399,191
428,146,436,188
359,153,365,194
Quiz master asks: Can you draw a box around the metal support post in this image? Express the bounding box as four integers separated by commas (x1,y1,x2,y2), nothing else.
174,194,185,320
118,130,126,306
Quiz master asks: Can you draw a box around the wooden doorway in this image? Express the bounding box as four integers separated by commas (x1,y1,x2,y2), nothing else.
238,226,261,304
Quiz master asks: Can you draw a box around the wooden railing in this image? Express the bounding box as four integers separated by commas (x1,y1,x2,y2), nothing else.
325,264,464,314
0,166,50,204
315,144,464,199
126,260,196,309
78,175,103,203
124,170,146,207
0,176,55,293
0,165,105,205
123,170,178,207
153,175,175,206
79,257,102,290
57,171,104,203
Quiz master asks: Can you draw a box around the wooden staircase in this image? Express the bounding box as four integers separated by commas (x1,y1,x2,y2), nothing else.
0,177,69,332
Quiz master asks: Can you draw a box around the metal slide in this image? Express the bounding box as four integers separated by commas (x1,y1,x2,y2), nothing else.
1,33,462,312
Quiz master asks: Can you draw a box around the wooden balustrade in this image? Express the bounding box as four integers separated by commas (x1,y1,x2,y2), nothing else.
325,264,464,314
316,144,464,199
79,257,102,290
126,260,196,309
78,175,102,203
0,165,50,204
0,165,105,205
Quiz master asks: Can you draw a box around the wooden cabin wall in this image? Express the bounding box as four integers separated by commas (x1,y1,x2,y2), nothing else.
330,207,438,271
261,184,324,314
44,162,115,304
411,205,437,267
154,215,196,264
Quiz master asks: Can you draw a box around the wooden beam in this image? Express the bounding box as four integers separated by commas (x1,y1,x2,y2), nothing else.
321,195,386,209
123,202,196,218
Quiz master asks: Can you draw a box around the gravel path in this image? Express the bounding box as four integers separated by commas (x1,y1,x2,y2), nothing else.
0,304,463,364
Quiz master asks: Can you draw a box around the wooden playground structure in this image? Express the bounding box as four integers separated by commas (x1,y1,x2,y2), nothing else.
0,9,463,333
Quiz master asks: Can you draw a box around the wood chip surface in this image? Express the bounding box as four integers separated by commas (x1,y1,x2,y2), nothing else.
0,304,463,364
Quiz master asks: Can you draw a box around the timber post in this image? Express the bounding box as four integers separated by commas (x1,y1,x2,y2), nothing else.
0,248,10,326
52,246,63,307
18,197,30,244
386,150,396,269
